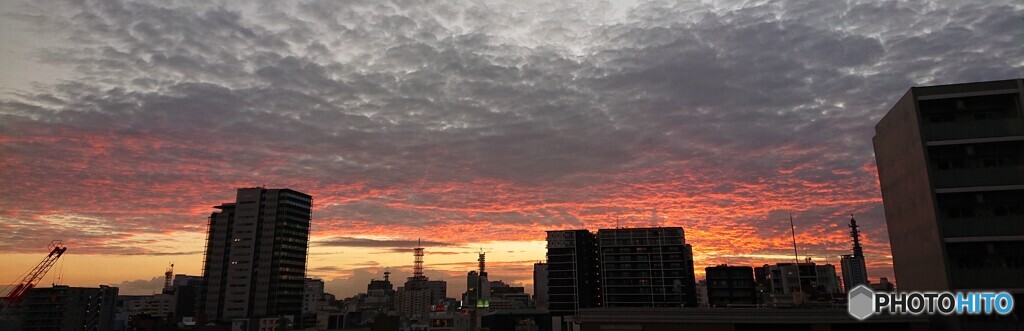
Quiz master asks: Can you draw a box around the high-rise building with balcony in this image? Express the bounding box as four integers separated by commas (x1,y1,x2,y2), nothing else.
545,230,600,316
597,227,697,308
874,79,1024,328
201,187,313,323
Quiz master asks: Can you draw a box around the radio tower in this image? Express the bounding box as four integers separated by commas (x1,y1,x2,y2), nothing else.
413,239,424,279
478,249,486,274
850,215,864,258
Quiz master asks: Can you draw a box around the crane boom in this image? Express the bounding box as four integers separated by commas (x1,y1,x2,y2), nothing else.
2,241,67,305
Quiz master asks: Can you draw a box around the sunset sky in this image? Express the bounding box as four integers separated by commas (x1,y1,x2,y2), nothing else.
1,0,1022,299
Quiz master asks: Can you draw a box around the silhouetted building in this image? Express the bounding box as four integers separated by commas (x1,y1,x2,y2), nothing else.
19,285,118,331
171,274,203,323
532,262,548,311
597,227,697,308
488,280,529,309
764,261,840,303
396,242,447,323
480,309,551,331
462,251,491,311
567,307,929,330
427,311,471,331
544,230,600,316
704,265,756,306
201,187,313,323
874,79,1024,329
360,271,396,312
870,277,895,292
753,265,768,287
840,216,869,293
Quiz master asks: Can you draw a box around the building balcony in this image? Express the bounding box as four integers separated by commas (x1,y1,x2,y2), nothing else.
940,216,1024,238
923,118,1024,142
930,166,1024,188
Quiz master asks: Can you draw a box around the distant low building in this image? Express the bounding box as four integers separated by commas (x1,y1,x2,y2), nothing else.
427,310,471,331
704,265,756,306
869,277,895,292
20,285,118,331
170,274,203,324
763,261,840,305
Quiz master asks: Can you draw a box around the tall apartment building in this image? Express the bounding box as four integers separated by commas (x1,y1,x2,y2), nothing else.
201,187,313,323
874,79,1024,328
597,227,697,308
839,217,868,292
19,285,118,331
704,265,756,306
545,230,601,316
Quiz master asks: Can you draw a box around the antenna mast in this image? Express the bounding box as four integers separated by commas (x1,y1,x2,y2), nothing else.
850,215,864,258
413,239,424,279
789,213,800,264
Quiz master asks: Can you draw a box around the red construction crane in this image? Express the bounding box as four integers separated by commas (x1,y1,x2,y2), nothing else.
2,240,67,306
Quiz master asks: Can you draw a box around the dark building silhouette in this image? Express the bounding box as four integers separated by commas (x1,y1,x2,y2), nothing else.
704,265,756,306
19,285,118,331
480,309,552,331
171,274,203,323
462,252,489,309
874,79,1024,328
201,187,313,323
597,227,697,308
533,262,548,310
545,230,600,316
839,216,868,292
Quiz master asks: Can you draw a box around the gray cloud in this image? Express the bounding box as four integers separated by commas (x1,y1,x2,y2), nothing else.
1,0,1022,284
317,236,454,248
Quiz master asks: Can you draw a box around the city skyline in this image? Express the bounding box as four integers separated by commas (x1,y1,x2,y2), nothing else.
2,0,1022,302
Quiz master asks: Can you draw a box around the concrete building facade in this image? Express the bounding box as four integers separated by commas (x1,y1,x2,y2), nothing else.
874,78,1024,328
597,227,697,308
201,187,313,323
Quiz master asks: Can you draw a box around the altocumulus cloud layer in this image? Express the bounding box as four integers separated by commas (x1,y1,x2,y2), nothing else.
1,0,1022,281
